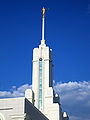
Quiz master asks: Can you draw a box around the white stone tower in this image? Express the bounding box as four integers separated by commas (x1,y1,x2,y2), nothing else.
25,7,63,120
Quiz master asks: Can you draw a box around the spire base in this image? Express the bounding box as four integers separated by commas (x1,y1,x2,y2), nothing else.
39,40,46,48
41,40,46,45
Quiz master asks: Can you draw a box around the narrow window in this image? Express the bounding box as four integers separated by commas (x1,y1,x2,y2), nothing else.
39,58,42,110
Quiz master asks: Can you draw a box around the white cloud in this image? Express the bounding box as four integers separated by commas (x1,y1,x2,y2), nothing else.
0,84,32,98
0,91,12,97
54,81,90,120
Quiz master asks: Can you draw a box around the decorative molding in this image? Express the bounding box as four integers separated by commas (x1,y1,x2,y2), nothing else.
10,113,26,119
32,60,38,62
0,108,13,110
44,59,49,61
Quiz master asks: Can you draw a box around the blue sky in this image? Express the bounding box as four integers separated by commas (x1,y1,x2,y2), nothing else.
0,0,90,120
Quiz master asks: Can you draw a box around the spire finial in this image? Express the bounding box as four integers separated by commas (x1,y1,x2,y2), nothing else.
42,7,46,18
41,7,46,45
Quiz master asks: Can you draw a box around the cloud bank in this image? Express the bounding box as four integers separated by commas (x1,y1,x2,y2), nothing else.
0,81,90,120
0,84,31,98
54,81,90,120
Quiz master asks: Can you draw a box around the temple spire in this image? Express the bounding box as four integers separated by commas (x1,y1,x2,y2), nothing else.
41,7,46,45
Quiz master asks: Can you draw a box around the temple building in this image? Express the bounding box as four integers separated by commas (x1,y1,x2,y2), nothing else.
25,7,69,120
0,7,69,120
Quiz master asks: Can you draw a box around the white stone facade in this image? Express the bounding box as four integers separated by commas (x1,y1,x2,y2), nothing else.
0,97,25,120
25,40,62,120
0,97,49,120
